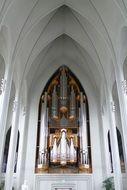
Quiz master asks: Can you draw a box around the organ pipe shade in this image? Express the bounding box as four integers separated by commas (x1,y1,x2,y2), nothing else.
51,86,58,119
60,129,67,165
60,68,68,113
69,86,76,119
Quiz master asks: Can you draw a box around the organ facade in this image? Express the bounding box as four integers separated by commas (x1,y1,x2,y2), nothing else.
35,66,92,173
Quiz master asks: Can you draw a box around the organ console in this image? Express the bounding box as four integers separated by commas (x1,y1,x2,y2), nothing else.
36,66,92,173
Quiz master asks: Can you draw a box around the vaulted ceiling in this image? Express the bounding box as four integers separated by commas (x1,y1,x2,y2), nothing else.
0,0,127,101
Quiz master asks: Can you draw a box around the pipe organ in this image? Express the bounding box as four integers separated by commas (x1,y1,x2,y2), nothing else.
36,66,92,173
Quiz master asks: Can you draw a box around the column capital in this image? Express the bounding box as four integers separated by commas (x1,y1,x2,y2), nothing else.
0,78,6,93
122,80,127,95
111,101,115,112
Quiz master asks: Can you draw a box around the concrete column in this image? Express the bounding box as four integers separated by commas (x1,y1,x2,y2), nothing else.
107,92,123,190
101,112,110,175
0,64,13,172
115,68,127,172
16,106,27,190
5,89,20,190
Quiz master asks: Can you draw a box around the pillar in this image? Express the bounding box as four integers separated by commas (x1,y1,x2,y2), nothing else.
0,63,13,172
115,68,127,171
4,89,20,190
16,106,27,190
101,111,112,175
106,91,123,190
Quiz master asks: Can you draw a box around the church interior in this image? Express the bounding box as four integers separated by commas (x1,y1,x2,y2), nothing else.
0,0,127,190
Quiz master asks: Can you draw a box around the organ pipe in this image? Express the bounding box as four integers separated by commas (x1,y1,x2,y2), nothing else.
69,86,76,119
60,69,67,98
66,142,70,160
80,92,88,165
60,129,67,165
52,136,58,162
79,107,83,151
70,136,75,163
44,107,48,154
39,92,47,165
51,86,58,119
57,142,61,160
60,68,68,113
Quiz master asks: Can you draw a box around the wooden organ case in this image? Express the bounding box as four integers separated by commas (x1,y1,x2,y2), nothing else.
35,66,92,173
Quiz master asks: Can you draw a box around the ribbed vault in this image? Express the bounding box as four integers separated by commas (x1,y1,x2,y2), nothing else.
0,0,126,113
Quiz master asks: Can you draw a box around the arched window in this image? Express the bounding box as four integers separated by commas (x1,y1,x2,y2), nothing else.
108,128,125,173
35,66,92,173
108,131,113,173
116,128,125,173
2,127,20,173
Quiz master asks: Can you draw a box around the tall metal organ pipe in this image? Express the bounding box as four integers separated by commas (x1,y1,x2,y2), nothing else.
80,92,88,165
69,86,76,119
70,136,75,162
52,136,58,162
79,107,83,164
44,107,48,150
60,129,67,165
51,86,58,119
39,92,47,164
60,68,68,112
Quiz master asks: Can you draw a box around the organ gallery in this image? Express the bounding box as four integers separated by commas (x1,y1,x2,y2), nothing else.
35,66,92,173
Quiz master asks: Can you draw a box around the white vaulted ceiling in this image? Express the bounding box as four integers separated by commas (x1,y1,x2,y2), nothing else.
0,0,127,100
